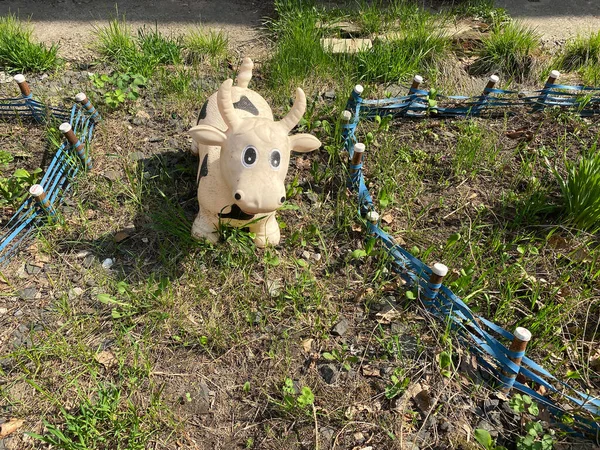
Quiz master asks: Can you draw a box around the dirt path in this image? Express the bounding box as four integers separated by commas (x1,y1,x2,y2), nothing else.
495,0,600,42
0,0,274,62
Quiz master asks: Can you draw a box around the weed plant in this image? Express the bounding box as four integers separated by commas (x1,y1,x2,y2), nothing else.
552,145,600,233
472,20,540,82
0,14,61,73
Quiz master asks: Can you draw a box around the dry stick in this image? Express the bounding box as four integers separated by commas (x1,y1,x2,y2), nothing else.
59,122,92,170
312,403,320,450
13,74,31,97
502,327,532,392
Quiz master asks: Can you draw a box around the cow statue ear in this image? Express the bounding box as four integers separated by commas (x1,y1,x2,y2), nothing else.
189,125,227,146
289,134,321,153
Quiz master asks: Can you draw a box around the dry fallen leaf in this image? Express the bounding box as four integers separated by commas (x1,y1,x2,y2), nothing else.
0,418,24,438
375,308,402,324
301,339,314,353
114,231,131,243
381,213,394,224
95,350,117,368
361,365,381,377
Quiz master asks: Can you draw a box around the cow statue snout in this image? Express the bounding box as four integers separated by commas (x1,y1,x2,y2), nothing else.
189,57,321,248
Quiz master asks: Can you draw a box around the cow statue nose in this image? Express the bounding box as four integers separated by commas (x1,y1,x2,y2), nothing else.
279,196,286,204
234,191,243,201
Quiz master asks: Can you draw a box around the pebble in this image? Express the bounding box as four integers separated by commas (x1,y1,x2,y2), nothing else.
302,250,311,260
83,254,95,268
476,419,498,438
331,318,349,336
483,398,499,412
0,308,8,315
101,258,114,269
26,263,43,275
18,287,37,300
318,363,339,384
129,151,146,162
102,170,120,182
68,287,84,299
75,250,91,258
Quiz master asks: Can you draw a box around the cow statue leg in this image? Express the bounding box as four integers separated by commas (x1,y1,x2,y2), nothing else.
192,208,219,244
249,213,280,248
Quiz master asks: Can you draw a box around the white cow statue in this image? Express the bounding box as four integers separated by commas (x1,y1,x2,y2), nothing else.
189,58,321,247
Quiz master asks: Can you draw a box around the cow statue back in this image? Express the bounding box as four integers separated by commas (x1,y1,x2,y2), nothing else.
189,57,321,248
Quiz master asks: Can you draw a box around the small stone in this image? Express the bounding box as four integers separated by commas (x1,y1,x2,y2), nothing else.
14,310,23,317
0,308,8,315
102,170,120,182
484,398,499,412
149,136,163,143
40,73,49,80
83,254,95,268
476,420,498,438
312,253,322,261
320,427,335,442
129,151,146,162
354,431,365,442
319,363,339,384
75,250,91,258
302,250,311,260
26,263,43,275
141,238,149,243
439,420,453,433
331,318,349,336
101,258,114,269
324,90,336,100
68,287,84,299
266,280,282,298
18,287,37,300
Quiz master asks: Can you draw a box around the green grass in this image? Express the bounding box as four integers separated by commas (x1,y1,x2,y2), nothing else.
184,28,229,64
471,20,540,82
265,0,449,91
95,17,182,77
452,0,510,25
0,14,61,73
555,31,600,85
552,144,600,233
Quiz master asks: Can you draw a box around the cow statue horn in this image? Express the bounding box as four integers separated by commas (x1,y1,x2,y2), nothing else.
236,57,253,89
217,78,240,130
279,88,306,132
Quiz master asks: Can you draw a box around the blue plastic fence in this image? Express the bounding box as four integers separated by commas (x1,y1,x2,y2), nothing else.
0,83,98,266
342,85,600,438
361,78,600,118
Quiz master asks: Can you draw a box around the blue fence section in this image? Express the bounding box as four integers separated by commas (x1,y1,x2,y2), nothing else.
362,80,600,118
342,86,600,438
0,90,97,266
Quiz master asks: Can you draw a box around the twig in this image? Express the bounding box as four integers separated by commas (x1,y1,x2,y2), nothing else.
313,403,320,450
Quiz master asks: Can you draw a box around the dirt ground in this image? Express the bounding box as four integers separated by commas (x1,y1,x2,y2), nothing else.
495,0,600,42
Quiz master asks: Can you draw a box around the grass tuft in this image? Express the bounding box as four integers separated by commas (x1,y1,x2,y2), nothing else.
471,21,540,82
184,28,229,64
95,17,182,77
556,31,600,85
0,14,61,73
552,145,600,233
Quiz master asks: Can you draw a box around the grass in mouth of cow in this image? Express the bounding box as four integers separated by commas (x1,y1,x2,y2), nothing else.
0,0,599,449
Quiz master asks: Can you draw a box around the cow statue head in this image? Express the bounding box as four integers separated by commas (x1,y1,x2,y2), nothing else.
189,60,321,248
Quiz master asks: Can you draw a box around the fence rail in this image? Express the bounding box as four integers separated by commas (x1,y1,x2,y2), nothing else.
0,75,99,265
341,75,600,438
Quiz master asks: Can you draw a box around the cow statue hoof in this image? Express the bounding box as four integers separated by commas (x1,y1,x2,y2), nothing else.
189,57,321,248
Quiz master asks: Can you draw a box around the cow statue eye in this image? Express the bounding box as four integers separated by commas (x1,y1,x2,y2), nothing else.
270,149,281,170
241,145,258,168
